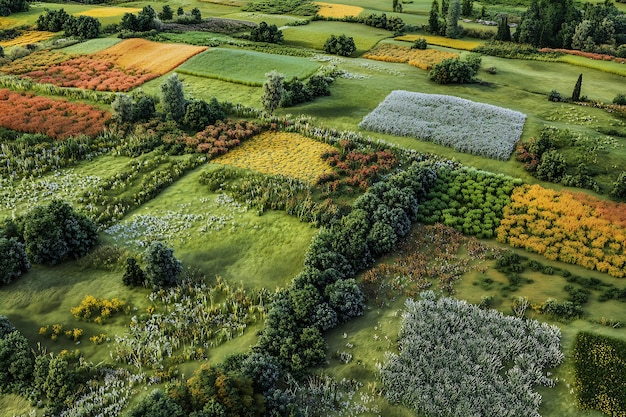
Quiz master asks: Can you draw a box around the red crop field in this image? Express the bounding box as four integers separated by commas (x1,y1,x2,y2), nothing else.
0,89,110,138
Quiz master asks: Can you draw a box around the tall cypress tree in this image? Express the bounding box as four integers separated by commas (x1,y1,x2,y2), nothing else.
446,0,460,38
572,73,583,101
429,0,440,34
495,15,511,41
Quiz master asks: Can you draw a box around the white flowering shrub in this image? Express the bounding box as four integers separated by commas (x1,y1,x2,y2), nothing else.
359,91,526,160
380,292,563,417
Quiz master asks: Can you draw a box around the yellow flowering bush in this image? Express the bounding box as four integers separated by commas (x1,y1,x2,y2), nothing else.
70,295,128,323
213,131,336,182
364,44,458,70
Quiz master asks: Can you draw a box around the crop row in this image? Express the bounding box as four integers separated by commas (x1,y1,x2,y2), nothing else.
359,90,526,160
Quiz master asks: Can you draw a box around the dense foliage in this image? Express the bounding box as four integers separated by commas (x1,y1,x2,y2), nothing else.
323,34,356,56
250,21,283,43
0,237,29,285
574,332,626,416
0,0,28,16
144,241,183,289
428,54,481,84
380,292,563,417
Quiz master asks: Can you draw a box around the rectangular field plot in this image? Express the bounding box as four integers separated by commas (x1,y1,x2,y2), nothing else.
176,48,321,86
95,38,207,75
359,90,526,160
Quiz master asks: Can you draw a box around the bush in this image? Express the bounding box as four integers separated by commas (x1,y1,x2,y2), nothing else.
250,21,283,43
144,241,182,289
0,237,29,285
548,90,562,102
535,150,566,182
411,38,428,49
611,171,626,199
613,94,626,106
323,34,356,56
183,98,225,131
428,56,480,84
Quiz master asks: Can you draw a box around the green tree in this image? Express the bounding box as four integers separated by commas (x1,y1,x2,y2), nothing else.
177,6,184,16
611,172,626,199
0,327,34,394
441,0,449,16
461,0,472,17
323,34,356,56
250,21,283,43
536,150,567,182
183,98,225,131
158,5,173,21
64,15,101,39
144,241,182,289
36,9,70,32
111,93,135,123
261,70,284,114
325,278,365,322
190,7,202,22
122,257,145,287
428,0,440,34
429,56,480,84
0,237,29,285
0,0,28,16
161,73,187,122
495,15,511,41
127,390,185,417
445,0,460,38
572,73,583,101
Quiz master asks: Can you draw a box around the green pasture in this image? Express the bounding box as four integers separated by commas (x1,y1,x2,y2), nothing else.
554,54,626,78
0,3,139,28
154,31,241,46
176,47,321,85
220,11,308,25
59,37,123,54
281,20,393,55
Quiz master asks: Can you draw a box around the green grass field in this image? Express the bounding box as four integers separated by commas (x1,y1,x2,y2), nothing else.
176,47,321,85
59,37,123,54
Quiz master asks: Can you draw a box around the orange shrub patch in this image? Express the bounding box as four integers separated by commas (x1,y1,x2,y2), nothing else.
496,184,626,277
95,39,207,74
314,2,363,17
0,89,110,138
364,44,458,70
0,31,55,47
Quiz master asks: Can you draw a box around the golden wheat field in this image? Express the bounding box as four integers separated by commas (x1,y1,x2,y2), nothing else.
213,131,337,182
364,44,458,70
395,34,481,51
314,2,363,18
0,31,55,47
76,7,141,18
94,39,207,74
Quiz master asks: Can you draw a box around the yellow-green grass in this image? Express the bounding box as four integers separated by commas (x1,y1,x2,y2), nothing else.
314,2,364,18
396,33,483,50
555,54,626,77
0,3,131,28
221,11,308,26
59,37,123,54
281,20,393,55
106,164,316,290
0,30,55,47
176,47,321,86
140,72,262,108
152,31,238,46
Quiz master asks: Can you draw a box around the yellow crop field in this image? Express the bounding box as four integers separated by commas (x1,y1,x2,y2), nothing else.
395,34,481,51
0,31,55,47
213,131,336,182
95,39,207,74
314,2,363,18
364,44,458,70
76,7,141,17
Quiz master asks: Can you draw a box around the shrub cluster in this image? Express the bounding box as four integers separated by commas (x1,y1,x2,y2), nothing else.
0,237,29,285
428,54,481,84
280,74,332,107
250,21,283,43
323,34,356,56
71,295,128,323
314,13,406,33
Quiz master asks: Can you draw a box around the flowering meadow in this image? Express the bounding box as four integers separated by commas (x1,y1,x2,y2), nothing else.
359,90,526,160
363,44,458,70
0,30,55,47
95,39,208,75
213,131,336,182
496,184,626,277
76,6,141,18
0,89,109,138
314,2,364,17
380,292,563,417
395,34,481,51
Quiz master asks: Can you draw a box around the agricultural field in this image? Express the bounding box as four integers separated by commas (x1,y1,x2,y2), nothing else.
1,0,626,416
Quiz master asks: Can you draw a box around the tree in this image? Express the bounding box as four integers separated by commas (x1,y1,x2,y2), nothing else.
133,95,156,122
261,70,284,114
0,0,28,16
161,73,187,122
183,98,225,131
123,257,146,287
158,5,173,21
0,237,29,285
610,172,626,199
428,0,440,34
36,9,70,32
190,7,202,22
177,6,184,16
325,278,365,322
111,93,135,123
0,329,34,394
441,0,449,16
392,0,403,12
323,34,356,56
64,15,101,39
144,241,182,289
20,199,98,265
429,56,479,84
495,15,511,41
250,21,283,43
127,390,185,417
572,20,592,50
535,150,567,182
461,0,472,17
445,0,460,38
138,5,157,30
572,73,583,101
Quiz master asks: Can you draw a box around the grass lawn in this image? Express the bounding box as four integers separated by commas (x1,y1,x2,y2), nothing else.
221,11,309,25
281,20,394,55
176,47,321,85
59,37,123,54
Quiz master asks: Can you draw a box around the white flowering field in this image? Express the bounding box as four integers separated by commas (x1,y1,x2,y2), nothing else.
359,90,526,160
380,292,563,417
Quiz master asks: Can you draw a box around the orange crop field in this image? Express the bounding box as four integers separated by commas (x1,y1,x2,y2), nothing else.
0,89,109,138
0,31,55,47
364,44,458,70
214,131,336,182
314,2,363,18
95,39,208,74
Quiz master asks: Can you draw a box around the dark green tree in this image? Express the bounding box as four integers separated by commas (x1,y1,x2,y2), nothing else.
429,56,479,84
261,70,284,114
0,237,29,285
161,73,187,122
445,0,460,38
250,21,283,43
324,278,365,322
495,15,511,41
0,0,28,16
183,98,225,131
64,15,101,39
461,0,472,17
323,34,356,56
0,326,34,394
127,390,185,417
610,172,626,199
158,5,174,21
428,0,440,34
177,6,184,16
535,150,567,182
36,9,70,32
122,257,146,287
572,73,583,101
133,95,156,122
441,0,449,16
190,7,202,22
144,241,182,289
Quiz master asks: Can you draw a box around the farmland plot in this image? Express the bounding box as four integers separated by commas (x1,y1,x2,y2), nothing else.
364,43,458,70
359,90,526,160
177,48,321,86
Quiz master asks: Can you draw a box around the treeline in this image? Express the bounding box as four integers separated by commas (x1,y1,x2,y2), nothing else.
313,12,408,33
37,9,101,39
